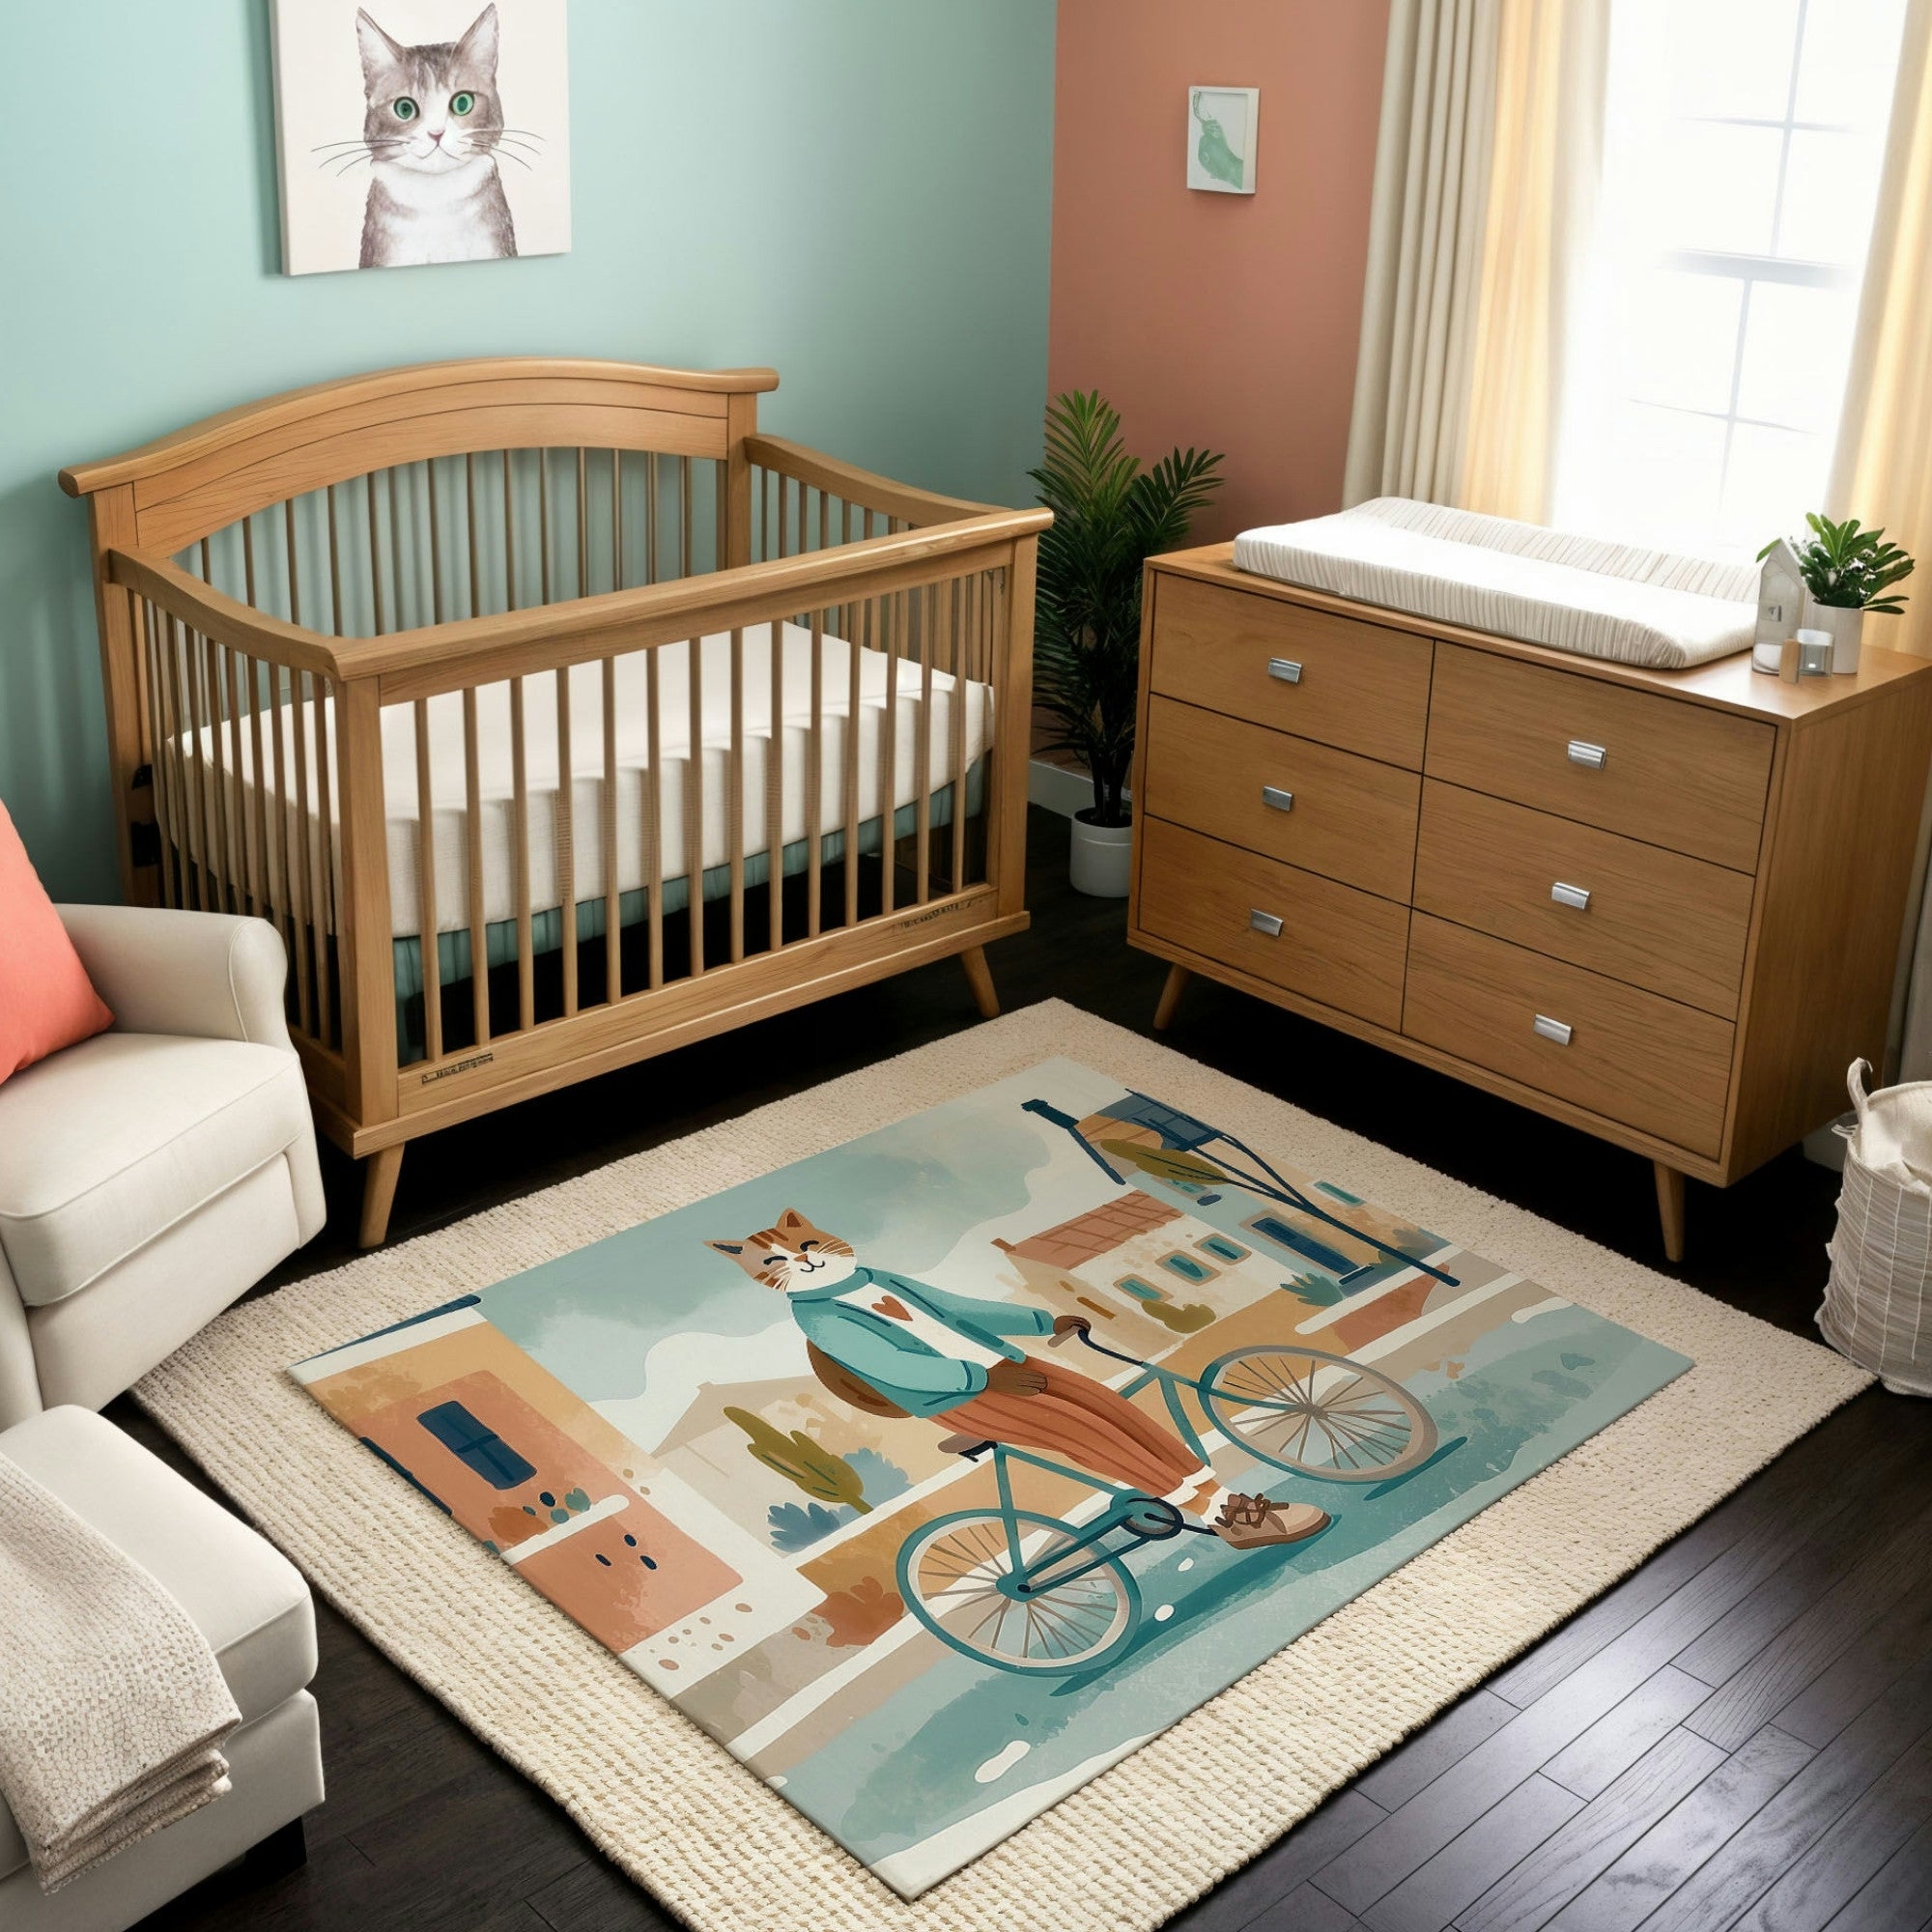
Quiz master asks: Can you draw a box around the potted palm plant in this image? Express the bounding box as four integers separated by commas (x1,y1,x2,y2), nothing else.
1760,513,1915,674
1031,391,1224,896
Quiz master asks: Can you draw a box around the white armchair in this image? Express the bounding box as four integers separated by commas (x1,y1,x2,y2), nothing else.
0,908,325,1430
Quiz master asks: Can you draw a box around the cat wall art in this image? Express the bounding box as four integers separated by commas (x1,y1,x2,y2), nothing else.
271,0,571,276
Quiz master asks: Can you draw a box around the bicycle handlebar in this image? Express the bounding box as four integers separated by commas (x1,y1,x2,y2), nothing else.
1051,1325,1156,1373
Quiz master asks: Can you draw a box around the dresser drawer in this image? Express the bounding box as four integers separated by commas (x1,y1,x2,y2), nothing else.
1149,574,1434,769
1138,819,1409,1030
1425,646,1774,871
1403,915,1734,1155
1414,781,1754,1016
1143,696,1421,902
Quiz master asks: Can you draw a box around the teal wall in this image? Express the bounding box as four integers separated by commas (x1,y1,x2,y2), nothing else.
0,2,1056,901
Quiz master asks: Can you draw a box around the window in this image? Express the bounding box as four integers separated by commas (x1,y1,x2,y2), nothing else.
1244,1214,1362,1281
1196,1235,1248,1264
416,1401,537,1490
1115,1274,1165,1302
1157,1251,1216,1283
1555,0,1907,557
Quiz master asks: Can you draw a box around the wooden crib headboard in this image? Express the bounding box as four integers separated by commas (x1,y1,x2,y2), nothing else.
59,355,780,557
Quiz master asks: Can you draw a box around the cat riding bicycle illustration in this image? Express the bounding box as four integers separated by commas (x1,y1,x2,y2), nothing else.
709,1210,1438,1674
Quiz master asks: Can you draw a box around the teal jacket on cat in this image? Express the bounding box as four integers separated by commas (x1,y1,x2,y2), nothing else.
788,1267,1053,1418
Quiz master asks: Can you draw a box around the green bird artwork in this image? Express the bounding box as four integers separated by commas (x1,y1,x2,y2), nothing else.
1192,89,1247,189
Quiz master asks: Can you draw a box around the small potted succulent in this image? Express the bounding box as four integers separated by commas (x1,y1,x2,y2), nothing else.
1032,391,1224,896
1760,514,1916,674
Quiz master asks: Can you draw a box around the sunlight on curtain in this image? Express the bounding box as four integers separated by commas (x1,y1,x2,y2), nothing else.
1552,0,1907,560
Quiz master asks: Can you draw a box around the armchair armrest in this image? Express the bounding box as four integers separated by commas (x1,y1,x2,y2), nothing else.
55,905,295,1050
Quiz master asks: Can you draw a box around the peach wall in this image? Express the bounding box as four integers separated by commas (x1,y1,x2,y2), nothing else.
1049,1,1391,543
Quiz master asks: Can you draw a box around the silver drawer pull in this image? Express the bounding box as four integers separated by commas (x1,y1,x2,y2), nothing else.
1532,1013,1574,1046
1261,784,1295,812
1550,881,1591,911
1250,909,1284,937
1267,657,1304,685
1567,740,1607,770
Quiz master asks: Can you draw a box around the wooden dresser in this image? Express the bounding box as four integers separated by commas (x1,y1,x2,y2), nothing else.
1128,544,1932,1259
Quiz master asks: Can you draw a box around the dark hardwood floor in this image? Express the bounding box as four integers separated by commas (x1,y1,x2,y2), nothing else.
114,805,1932,1932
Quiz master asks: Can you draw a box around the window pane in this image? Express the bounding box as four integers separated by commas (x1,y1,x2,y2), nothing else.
1735,281,1861,430
1624,270,1743,415
1594,407,1730,552
1795,0,1910,123
1719,420,1832,554
1668,0,1802,120
1777,128,1889,263
1657,122,1785,255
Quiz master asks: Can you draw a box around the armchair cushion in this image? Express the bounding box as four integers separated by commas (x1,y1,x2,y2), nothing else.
0,805,111,1086
0,1036,314,1308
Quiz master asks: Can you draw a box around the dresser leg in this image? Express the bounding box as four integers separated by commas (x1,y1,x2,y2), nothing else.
1153,964,1192,1033
1653,1161,1686,1264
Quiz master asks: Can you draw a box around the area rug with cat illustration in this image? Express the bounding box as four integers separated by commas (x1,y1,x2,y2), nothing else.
133,1005,1866,1931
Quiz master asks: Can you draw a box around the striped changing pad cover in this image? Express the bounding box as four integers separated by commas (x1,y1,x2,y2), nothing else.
1232,497,1760,670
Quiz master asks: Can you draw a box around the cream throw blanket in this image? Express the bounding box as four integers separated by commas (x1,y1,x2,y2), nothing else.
0,1449,241,1892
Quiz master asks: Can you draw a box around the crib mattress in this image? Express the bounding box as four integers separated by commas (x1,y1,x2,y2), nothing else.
168,623,993,939
1232,497,1760,670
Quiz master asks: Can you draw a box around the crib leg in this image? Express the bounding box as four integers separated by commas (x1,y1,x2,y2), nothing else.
358,1145,406,1250
959,945,1000,1021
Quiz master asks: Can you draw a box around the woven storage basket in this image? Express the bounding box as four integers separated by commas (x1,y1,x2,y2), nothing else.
1819,1059,1932,1396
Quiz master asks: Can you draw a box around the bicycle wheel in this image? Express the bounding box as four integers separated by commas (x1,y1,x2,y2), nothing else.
1200,1345,1438,1482
896,1508,1141,1674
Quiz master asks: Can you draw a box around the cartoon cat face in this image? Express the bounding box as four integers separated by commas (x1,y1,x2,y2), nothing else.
355,5,505,176
707,1209,858,1293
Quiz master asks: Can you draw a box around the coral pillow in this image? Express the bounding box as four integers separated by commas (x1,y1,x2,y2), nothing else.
0,801,113,1085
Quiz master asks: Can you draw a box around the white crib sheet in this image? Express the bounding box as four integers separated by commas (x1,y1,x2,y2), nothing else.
1233,497,1760,669
167,623,994,938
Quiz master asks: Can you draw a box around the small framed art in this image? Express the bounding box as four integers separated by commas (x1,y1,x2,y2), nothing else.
1188,86,1259,194
270,0,572,276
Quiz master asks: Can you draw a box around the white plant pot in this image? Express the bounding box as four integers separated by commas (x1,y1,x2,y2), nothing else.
1805,600,1865,674
1068,812,1133,898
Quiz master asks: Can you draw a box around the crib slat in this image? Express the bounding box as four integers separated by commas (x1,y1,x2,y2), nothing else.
602,655,619,997
645,644,664,990
777,472,788,560
312,674,338,1045
646,453,661,585
244,655,270,918
224,644,249,912
881,588,899,917
917,583,936,903
462,687,489,1045
728,628,745,965
327,485,345,639
266,662,301,1025
284,499,302,628
951,577,968,895
808,610,823,939
612,449,624,592
177,624,209,912
680,457,693,580
368,474,387,635
287,668,315,1029
389,468,408,630
556,667,578,1018
576,447,590,599
466,453,483,618
716,459,729,575
844,600,863,929
509,678,533,1032
145,604,178,910
539,451,554,608
503,449,518,610
428,461,447,625
767,618,783,950
687,633,705,975
414,699,444,1065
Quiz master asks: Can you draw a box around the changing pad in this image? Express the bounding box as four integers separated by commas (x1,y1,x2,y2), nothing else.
1232,497,1760,670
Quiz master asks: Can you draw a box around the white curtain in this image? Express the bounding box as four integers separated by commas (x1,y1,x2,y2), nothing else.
1344,0,1607,519
1838,0,1932,1077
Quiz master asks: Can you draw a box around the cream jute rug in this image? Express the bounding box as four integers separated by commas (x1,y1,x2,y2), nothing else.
135,1002,1867,1932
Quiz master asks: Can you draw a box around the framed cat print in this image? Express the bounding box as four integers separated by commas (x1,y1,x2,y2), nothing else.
270,0,571,275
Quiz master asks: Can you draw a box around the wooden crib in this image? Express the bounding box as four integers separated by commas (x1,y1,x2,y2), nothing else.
61,357,1044,1245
